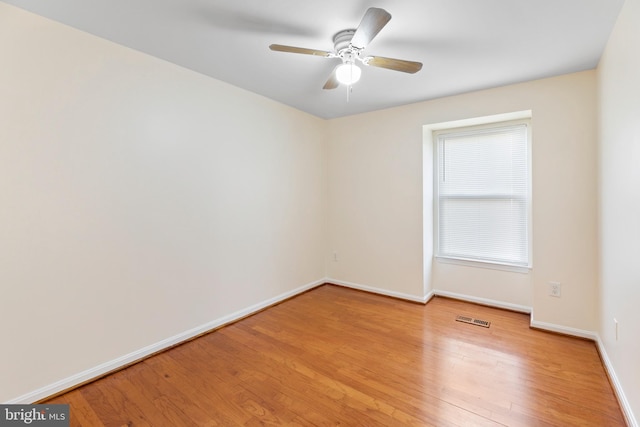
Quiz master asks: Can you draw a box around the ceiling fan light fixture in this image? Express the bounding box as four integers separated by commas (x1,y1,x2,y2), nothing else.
269,8,422,92
336,62,362,85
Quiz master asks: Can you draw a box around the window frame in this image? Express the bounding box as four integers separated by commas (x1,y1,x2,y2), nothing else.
433,118,533,272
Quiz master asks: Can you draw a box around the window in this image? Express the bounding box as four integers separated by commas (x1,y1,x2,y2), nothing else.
434,119,531,269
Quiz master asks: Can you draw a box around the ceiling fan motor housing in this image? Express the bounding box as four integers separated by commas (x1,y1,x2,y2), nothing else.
333,29,357,54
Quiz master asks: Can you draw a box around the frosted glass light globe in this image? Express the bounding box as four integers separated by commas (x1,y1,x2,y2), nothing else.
336,63,362,85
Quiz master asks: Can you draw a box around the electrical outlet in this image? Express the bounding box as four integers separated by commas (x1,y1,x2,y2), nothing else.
549,282,561,297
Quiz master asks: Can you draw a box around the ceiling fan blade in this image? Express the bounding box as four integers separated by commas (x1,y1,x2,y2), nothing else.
350,8,392,49
269,44,333,57
366,56,423,74
323,67,340,90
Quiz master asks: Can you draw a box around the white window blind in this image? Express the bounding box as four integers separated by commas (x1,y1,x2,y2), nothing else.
435,121,531,268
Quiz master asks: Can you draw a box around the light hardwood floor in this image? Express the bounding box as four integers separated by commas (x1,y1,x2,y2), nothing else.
45,285,625,426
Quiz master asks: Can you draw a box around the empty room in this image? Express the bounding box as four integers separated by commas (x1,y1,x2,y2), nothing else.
1,0,638,425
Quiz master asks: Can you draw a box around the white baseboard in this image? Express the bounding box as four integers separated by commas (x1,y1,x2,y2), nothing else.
424,289,436,303
326,278,431,303
5,278,326,404
594,335,638,427
433,289,531,313
529,317,598,340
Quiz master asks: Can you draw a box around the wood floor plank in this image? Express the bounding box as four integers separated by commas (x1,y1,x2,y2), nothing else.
44,285,626,426
141,359,242,426
197,330,393,425
130,362,225,426
46,393,105,427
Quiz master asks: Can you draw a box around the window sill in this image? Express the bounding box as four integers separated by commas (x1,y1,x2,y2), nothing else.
435,256,531,274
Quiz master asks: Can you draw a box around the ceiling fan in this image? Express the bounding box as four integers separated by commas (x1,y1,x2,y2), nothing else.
269,7,423,90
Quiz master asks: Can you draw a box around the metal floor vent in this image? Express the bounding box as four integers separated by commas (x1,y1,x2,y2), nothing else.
456,315,491,328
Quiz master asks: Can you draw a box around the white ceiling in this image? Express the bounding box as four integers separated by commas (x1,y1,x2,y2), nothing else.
2,0,624,119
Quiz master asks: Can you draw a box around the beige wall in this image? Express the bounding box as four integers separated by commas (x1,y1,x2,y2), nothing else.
326,111,425,299
0,4,326,402
327,71,599,330
598,0,640,422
